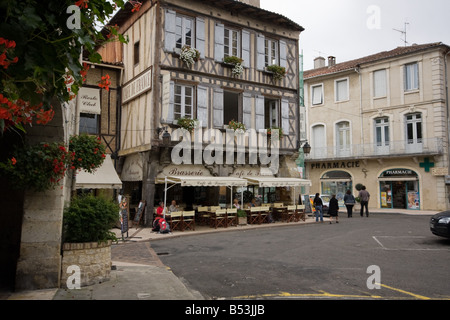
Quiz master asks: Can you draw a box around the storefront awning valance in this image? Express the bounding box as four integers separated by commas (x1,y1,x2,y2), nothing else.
76,155,123,189
245,177,312,187
156,176,248,187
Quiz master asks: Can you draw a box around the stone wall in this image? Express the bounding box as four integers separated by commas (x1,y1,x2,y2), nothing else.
61,241,112,288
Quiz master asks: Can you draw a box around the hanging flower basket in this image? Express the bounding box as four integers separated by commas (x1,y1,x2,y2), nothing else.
179,45,200,68
0,134,107,192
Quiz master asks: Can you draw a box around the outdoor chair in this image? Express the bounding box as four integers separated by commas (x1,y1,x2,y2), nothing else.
182,211,195,231
226,208,238,227
211,209,227,229
284,205,297,222
259,206,270,223
197,206,210,226
168,211,183,231
249,207,261,224
296,205,306,222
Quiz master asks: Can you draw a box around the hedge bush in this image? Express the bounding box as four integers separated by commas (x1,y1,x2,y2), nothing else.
63,194,119,243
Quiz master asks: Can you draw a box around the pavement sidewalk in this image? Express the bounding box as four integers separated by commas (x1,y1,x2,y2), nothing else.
3,209,437,300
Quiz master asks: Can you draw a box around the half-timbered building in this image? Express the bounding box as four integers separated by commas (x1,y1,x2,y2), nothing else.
99,0,305,224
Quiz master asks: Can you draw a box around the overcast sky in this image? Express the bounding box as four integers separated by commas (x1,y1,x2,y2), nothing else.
260,0,450,70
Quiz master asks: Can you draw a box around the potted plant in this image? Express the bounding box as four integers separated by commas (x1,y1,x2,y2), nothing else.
179,45,200,68
228,119,246,133
265,65,286,81
177,117,198,133
267,127,284,140
61,194,119,288
223,56,244,77
237,209,247,225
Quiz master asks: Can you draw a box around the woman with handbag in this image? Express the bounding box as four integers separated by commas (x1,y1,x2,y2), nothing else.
344,190,355,218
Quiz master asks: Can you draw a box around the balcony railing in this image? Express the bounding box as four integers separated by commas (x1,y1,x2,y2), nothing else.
308,137,444,160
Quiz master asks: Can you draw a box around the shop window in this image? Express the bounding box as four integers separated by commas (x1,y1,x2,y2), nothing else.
321,171,352,207
379,169,420,210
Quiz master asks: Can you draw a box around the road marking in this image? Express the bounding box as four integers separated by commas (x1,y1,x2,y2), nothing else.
232,291,383,300
378,283,431,300
372,236,449,251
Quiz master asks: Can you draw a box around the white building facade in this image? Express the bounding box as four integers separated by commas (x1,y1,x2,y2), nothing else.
304,43,450,211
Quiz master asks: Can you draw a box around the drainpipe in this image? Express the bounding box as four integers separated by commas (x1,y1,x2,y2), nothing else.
355,66,364,147
445,50,450,206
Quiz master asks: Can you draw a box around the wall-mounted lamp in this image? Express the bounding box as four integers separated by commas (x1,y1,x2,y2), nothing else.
157,127,171,146
302,141,311,155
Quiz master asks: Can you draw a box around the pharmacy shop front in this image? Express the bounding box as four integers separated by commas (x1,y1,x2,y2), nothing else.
378,169,420,210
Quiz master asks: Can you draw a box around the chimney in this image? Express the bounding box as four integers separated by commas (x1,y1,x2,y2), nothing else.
314,56,326,69
238,0,260,7
328,56,336,67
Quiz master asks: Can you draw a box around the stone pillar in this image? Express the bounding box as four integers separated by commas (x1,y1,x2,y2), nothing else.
14,101,72,291
15,188,65,290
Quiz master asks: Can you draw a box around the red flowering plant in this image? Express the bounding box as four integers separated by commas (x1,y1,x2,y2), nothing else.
69,134,106,174
0,0,135,135
0,134,106,192
0,142,73,192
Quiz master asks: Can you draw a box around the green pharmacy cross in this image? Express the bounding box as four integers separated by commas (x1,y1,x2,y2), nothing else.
419,158,435,173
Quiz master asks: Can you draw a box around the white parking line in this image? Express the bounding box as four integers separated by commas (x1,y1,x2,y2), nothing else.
372,236,449,251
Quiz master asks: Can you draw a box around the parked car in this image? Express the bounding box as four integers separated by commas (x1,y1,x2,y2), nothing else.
430,211,450,238
309,194,331,215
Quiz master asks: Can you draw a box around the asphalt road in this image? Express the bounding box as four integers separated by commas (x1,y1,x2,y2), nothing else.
151,213,450,300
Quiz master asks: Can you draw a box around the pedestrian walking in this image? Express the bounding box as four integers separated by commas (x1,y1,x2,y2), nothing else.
328,194,339,224
358,186,370,217
344,190,355,217
313,193,324,222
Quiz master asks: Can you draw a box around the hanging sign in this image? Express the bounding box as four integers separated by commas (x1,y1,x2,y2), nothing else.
122,67,152,104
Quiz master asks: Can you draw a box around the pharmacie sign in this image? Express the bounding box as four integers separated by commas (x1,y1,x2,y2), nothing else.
383,169,414,176
310,161,361,170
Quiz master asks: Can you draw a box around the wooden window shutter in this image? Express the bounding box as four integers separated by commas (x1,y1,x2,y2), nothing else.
241,30,251,68
279,40,287,68
243,92,252,129
197,86,208,128
255,95,265,130
256,34,265,71
214,23,224,62
213,88,224,128
164,9,176,52
196,17,206,59
281,99,290,136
